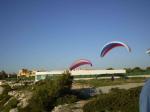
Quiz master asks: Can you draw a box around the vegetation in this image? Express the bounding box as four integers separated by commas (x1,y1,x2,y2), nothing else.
19,71,77,112
83,87,142,112
0,70,17,80
16,76,35,82
99,67,150,76
126,67,150,76
55,95,77,106
0,71,8,79
75,77,146,87
1,97,18,112
0,84,12,110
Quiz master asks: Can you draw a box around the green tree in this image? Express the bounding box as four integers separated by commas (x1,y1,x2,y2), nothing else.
146,67,150,71
132,67,144,72
0,70,8,79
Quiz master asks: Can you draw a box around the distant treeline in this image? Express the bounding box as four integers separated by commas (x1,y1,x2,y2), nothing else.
106,67,150,75
0,71,17,80
125,67,150,75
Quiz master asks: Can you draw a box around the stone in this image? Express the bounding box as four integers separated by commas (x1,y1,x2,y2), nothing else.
0,86,4,95
9,108,18,112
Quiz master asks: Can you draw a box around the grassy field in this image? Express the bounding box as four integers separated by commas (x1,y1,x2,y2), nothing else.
83,87,141,112
74,77,147,87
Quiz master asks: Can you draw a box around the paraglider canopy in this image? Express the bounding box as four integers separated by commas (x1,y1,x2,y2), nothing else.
69,59,92,71
100,41,131,57
146,49,150,55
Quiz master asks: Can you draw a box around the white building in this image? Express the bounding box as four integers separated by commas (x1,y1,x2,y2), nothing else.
35,69,126,82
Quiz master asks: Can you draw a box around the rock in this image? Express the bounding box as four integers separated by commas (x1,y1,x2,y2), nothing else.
17,97,30,108
0,86,4,95
52,104,71,112
8,90,32,108
0,80,7,86
9,108,18,112
51,101,89,112
0,81,2,85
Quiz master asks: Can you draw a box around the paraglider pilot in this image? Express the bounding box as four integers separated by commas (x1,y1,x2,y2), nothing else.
140,79,150,112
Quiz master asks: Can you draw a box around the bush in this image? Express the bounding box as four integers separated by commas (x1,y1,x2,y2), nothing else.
55,95,77,105
0,95,11,110
83,87,142,112
0,84,12,109
20,71,74,112
2,97,18,112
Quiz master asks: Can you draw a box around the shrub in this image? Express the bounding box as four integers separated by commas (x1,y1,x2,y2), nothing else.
0,84,12,109
0,95,11,110
21,71,74,112
55,95,77,105
2,97,18,112
83,87,142,112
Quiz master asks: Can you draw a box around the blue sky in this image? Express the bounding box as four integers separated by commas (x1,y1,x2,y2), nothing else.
0,0,150,72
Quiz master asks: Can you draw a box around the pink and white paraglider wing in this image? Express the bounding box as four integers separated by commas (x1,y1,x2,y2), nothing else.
69,59,92,71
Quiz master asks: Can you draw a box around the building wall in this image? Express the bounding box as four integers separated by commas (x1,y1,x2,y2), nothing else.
71,70,126,75
35,70,126,82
